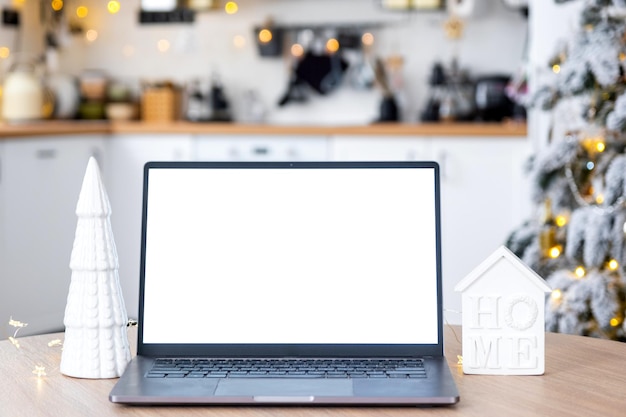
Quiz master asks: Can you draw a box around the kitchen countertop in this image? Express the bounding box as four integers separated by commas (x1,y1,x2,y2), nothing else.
0,121,527,138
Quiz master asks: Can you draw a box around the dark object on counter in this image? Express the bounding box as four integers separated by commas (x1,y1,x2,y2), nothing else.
421,98,441,122
474,75,515,122
378,96,399,122
428,62,446,86
209,83,232,122
373,57,400,122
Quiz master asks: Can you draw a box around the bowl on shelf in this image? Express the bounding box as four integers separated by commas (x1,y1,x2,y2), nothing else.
105,102,138,121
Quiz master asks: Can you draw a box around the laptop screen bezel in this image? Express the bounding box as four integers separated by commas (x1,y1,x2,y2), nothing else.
136,161,445,358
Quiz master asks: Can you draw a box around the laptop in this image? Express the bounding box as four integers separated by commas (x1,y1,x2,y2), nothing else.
109,161,459,406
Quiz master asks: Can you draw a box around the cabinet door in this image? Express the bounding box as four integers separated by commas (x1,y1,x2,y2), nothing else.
431,137,532,322
331,136,430,161
194,135,330,161
105,134,193,319
0,136,106,336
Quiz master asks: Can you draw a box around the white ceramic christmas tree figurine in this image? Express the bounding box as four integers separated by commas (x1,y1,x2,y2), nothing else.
60,157,131,379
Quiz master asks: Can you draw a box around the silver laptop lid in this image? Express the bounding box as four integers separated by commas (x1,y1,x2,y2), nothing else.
137,161,444,358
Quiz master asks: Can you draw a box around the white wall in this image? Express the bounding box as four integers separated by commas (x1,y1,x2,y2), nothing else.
1,0,528,124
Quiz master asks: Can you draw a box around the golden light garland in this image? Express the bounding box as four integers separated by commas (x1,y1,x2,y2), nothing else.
7,317,63,378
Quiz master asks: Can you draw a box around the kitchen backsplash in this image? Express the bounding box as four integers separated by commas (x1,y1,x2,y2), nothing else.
0,0,527,124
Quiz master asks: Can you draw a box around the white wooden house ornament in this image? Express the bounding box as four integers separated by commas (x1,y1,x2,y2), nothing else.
454,246,551,375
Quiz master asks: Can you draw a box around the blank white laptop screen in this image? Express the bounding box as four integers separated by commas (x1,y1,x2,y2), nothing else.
141,166,439,345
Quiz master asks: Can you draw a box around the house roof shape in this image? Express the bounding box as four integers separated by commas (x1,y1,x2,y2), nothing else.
454,245,552,293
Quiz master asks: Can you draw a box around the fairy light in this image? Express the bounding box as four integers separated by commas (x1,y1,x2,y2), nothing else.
362,32,374,46
575,266,586,278
548,245,562,259
48,339,63,347
551,289,562,302
555,215,568,227
552,64,561,74
8,317,28,348
326,38,340,53
32,365,47,377
586,161,595,170
290,43,304,57
107,1,120,14
620,52,626,62
258,29,272,43
610,317,622,327
596,141,606,152
608,259,619,271
85,29,98,42
51,0,63,11
225,1,238,14
233,35,246,49
596,194,604,204
0,47,10,59
76,6,88,18
157,39,170,52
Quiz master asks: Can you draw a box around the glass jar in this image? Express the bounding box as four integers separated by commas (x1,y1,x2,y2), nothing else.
1,56,44,122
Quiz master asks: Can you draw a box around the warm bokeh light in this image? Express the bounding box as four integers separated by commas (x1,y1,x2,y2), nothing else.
225,1,238,14
233,35,246,49
608,259,619,271
575,266,586,278
620,52,626,62
552,64,561,74
76,6,88,18
0,47,10,59
596,194,604,204
290,43,304,57
85,29,98,42
362,32,374,46
326,38,340,53
107,1,120,14
548,246,561,259
258,29,272,43
157,39,170,52
596,141,606,152
51,0,63,11
610,317,621,327
555,215,567,227
551,289,562,301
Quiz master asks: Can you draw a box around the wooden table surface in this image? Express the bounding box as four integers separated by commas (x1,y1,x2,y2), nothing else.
1,326,625,416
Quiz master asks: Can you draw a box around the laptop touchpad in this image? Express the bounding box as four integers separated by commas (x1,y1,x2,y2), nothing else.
215,379,352,397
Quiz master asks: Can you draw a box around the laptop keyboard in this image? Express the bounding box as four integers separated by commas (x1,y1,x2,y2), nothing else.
146,358,426,379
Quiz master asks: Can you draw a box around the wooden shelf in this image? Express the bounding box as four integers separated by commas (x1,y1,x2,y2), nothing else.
0,121,527,139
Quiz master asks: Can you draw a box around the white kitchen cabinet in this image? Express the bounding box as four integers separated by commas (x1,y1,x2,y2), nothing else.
0,135,105,337
194,135,330,161
105,134,193,319
431,137,532,322
329,134,531,323
331,136,430,161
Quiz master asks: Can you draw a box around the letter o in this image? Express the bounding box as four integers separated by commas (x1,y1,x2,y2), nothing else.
504,295,538,331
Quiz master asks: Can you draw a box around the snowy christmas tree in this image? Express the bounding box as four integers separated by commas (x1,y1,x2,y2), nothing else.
507,0,626,341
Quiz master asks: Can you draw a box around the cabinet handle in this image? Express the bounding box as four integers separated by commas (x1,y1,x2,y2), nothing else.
252,146,269,156
35,149,57,159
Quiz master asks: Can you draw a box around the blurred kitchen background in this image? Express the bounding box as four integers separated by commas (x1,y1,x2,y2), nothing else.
0,0,529,125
